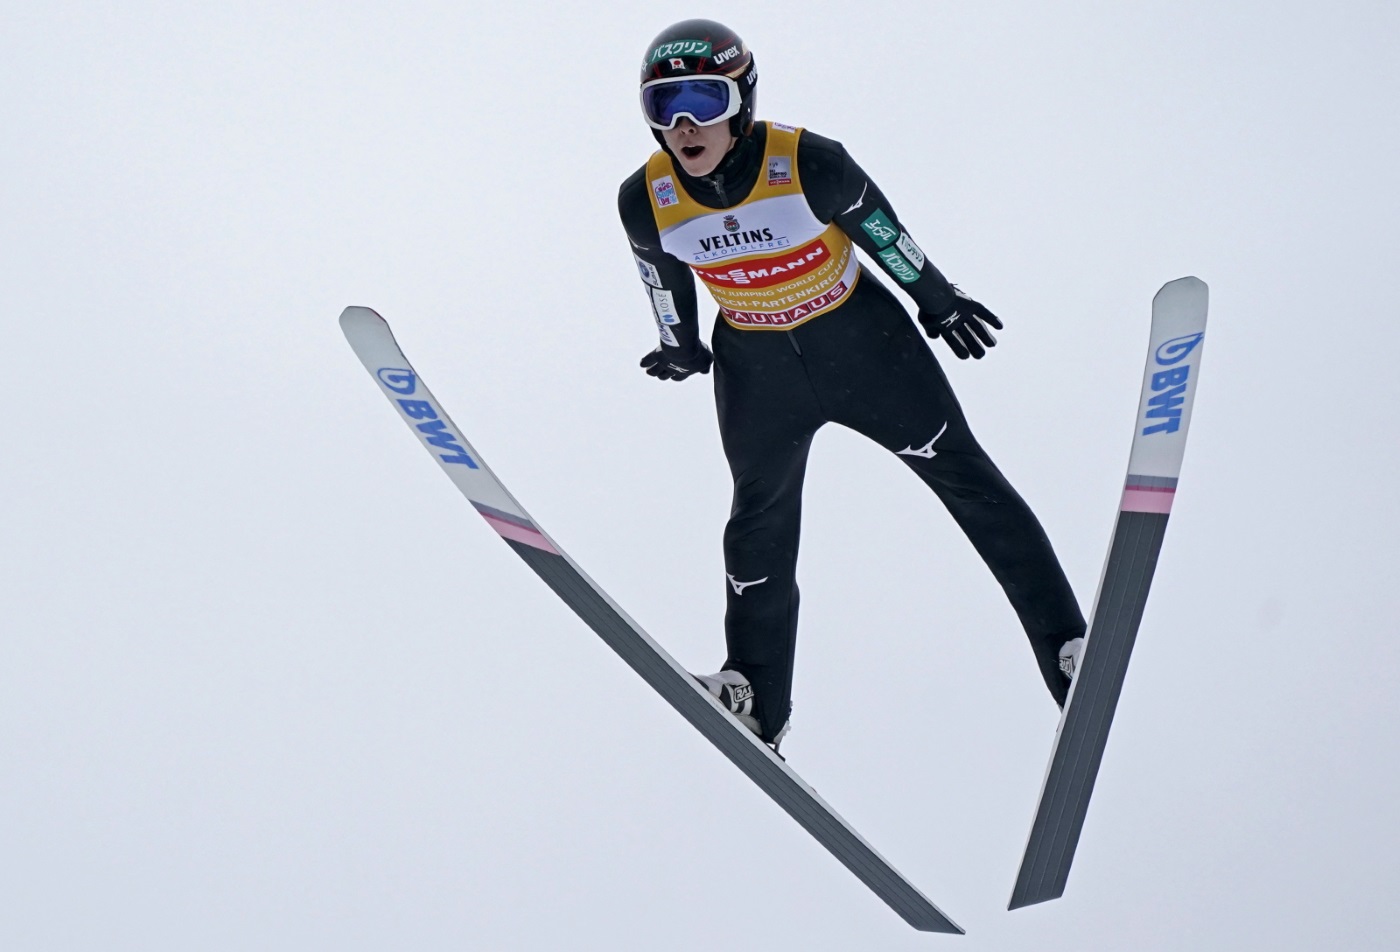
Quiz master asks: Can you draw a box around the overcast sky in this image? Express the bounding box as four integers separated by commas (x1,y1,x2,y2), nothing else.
3,2,1398,949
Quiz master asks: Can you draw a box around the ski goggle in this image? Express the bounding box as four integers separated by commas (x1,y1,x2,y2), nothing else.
640,75,742,131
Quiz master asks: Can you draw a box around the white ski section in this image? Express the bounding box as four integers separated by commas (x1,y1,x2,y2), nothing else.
339,308,532,524
338,306,960,933
1128,277,1209,479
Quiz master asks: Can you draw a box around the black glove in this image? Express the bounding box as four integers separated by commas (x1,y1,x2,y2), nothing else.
917,288,1004,360
639,343,713,381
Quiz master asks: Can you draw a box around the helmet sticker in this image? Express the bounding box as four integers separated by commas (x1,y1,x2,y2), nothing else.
649,40,711,63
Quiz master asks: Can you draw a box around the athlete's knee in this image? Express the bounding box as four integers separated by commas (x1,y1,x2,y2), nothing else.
726,487,804,544
905,459,1010,505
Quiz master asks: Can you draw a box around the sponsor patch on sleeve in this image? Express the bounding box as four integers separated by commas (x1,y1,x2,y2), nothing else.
652,175,679,208
657,324,680,347
895,231,925,269
651,288,681,325
877,246,921,284
635,254,662,287
860,209,899,248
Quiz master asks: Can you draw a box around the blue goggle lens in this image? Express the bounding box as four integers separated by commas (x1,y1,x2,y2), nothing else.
642,79,735,128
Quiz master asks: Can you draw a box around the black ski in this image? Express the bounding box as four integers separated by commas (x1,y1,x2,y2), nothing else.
340,306,963,933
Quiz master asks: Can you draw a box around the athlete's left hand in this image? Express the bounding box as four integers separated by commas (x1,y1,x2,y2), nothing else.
918,288,1004,360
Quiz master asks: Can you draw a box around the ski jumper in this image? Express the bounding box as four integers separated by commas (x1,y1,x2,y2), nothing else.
619,122,1086,740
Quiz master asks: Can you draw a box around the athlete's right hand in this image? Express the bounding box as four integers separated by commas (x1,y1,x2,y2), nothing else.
640,344,713,381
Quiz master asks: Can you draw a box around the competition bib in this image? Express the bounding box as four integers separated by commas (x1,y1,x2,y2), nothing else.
646,122,860,330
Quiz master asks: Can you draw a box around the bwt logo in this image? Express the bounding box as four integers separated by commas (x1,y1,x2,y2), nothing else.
1155,333,1204,366
377,367,416,394
376,366,478,468
1142,333,1204,436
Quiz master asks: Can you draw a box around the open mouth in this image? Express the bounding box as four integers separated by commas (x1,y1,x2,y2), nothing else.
681,145,706,159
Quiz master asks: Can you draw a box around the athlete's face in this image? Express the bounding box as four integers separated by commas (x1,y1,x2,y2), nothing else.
662,118,737,177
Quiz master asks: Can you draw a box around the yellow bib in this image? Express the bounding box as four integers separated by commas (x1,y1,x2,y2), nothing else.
646,122,860,330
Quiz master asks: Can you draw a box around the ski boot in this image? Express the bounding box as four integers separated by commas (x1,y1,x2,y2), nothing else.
694,669,790,753
1058,637,1085,683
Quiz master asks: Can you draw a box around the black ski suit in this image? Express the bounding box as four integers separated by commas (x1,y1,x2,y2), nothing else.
619,123,1085,741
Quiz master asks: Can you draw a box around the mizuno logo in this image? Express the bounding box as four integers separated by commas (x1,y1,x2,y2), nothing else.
897,421,949,459
842,182,869,215
727,574,769,595
941,313,961,328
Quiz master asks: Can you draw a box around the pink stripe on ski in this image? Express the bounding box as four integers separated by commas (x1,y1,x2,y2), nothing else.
1121,486,1175,514
481,512,560,554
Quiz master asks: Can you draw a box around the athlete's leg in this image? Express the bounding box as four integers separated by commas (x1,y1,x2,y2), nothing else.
804,280,1085,705
712,322,825,740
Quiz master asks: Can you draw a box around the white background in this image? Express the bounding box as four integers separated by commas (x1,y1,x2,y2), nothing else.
4,2,1397,949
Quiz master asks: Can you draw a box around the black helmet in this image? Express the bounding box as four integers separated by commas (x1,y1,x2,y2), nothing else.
639,19,757,139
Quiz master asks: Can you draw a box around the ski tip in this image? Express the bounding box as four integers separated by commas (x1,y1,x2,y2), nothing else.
1154,276,1209,307
338,306,387,333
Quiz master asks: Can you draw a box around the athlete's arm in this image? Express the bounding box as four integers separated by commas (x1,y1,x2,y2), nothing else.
618,168,710,367
796,131,957,312
797,131,1002,358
